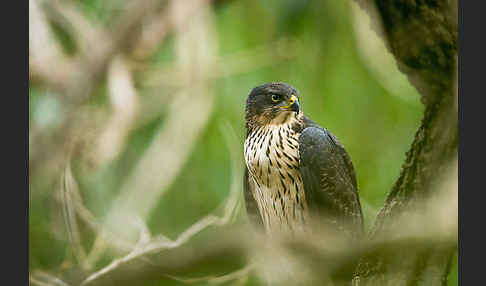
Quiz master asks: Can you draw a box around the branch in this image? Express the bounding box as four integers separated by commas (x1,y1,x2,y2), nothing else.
28,0,170,187
79,179,457,286
100,2,218,248
81,121,245,286
28,0,210,206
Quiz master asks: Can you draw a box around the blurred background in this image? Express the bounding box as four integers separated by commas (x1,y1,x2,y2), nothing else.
29,0,456,285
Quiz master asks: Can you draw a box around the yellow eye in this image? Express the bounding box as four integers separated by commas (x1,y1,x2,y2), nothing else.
271,94,281,102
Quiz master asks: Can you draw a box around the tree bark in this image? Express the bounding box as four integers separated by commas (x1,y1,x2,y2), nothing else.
352,0,457,285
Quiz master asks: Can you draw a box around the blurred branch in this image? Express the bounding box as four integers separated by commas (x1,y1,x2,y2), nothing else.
350,2,418,103
61,162,87,268
29,0,80,93
43,0,109,58
28,0,210,197
29,0,168,189
132,37,297,131
164,264,253,284
131,0,211,60
101,2,218,248
81,122,244,286
351,0,457,285
78,177,457,286
33,0,210,99
79,137,457,286
30,1,227,282
141,37,298,88
89,55,139,166
57,161,138,269
81,227,251,286
30,270,71,286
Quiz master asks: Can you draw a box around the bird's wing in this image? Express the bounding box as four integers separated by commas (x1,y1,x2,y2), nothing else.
299,125,363,236
244,167,264,229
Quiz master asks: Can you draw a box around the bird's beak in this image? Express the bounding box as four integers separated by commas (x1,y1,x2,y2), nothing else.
281,95,300,113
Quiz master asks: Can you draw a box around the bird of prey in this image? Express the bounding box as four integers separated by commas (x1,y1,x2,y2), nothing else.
243,82,363,237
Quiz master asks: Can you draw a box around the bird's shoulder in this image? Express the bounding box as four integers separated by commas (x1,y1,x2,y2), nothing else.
299,116,357,188
298,115,363,235
299,116,346,156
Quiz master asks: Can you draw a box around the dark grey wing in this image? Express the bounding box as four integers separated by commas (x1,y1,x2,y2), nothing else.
244,167,264,230
299,126,363,237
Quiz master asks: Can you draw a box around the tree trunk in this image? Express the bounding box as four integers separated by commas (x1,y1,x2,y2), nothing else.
352,0,458,285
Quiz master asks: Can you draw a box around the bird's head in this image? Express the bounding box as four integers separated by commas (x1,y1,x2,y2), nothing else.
245,82,302,130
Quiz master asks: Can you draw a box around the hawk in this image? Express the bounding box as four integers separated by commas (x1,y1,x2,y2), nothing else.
243,82,363,237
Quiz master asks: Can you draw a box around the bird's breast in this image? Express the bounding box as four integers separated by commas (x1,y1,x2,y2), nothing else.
244,124,309,233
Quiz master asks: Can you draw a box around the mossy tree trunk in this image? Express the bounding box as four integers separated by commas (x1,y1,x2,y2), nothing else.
352,0,458,285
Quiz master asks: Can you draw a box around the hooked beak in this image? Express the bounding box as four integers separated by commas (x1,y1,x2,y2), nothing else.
280,95,300,113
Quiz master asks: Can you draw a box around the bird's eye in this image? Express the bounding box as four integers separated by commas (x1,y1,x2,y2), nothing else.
271,94,281,103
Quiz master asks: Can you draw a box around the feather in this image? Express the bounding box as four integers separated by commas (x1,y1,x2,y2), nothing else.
299,117,364,237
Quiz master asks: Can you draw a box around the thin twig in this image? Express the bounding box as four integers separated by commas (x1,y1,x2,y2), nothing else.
30,271,71,286
61,161,87,267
